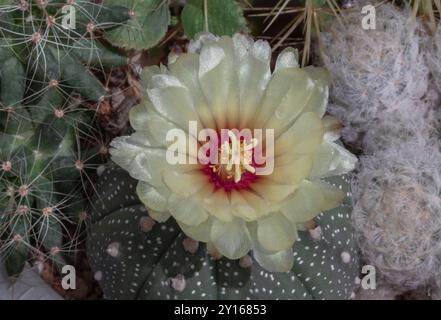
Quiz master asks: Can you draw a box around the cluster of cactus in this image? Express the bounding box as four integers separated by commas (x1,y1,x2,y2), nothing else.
0,0,135,277
319,2,441,295
87,165,359,300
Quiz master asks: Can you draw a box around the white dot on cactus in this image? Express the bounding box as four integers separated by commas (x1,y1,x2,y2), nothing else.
94,271,103,281
96,165,106,176
78,211,88,221
31,32,42,44
239,255,253,268
42,207,53,217
33,150,43,158
99,146,108,155
106,242,121,258
182,238,199,254
171,274,186,292
19,0,29,11
341,251,351,263
54,109,64,118
309,226,323,241
18,184,29,197
86,22,96,33
49,79,59,88
6,186,15,197
4,106,14,113
139,216,155,233
75,160,84,171
50,247,61,256
46,15,55,27
1,161,12,172
129,10,136,17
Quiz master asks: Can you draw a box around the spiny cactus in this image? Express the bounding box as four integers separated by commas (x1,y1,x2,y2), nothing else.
87,165,359,300
0,0,129,102
0,0,131,277
0,69,108,277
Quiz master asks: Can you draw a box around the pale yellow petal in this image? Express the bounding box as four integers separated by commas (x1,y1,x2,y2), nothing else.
253,248,294,272
257,213,298,251
110,136,166,187
232,34,272,128
167,193,208,226
280,180,345,223
310,140,357,178
267,154,312,185
255,68,316,132
163,170,207,198
148,210,171,223
230,189,268,221
210,218,252,259
250,179,296,203
136,181,169,212
275,112,324,156
274,47,299,71
169,53,216,129
198,37,239,128
147,73,201,130
178,217,212,242
201,189,234,222
302,66,331,117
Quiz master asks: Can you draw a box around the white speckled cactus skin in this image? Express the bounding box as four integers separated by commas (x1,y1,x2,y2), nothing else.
87,165,359,300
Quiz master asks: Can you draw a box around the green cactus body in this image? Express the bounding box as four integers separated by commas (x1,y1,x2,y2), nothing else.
87,165,359,300
0,0,130,277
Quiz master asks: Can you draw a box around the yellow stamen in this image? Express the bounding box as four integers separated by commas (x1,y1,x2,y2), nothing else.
210,131,258,183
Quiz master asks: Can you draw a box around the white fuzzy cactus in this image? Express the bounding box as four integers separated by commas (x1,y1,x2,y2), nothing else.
319,3,430,148
352,139,441,290
319,2,441,295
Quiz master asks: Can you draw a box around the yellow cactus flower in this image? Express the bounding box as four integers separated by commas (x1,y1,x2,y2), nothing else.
110,33,357,272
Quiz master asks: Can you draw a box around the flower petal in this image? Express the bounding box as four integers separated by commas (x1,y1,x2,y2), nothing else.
232,34,272,128
303,66,330,117
136,181,169,212
267,154,313,185
257,213,298,251
147,73,201,130
250,180,297,202
178,217,212,242
255,68,316,133
275,112,324,156
163,170,207,198
201,189,234,222
310,140,358,178
280,180,345,223
110,136,166,187
169,53,217,129
210,218,252,259
253,248,294,272
230,189,269,221
168,193,209,226
148,210,171,223
198,37,239,128
274,47,300,71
